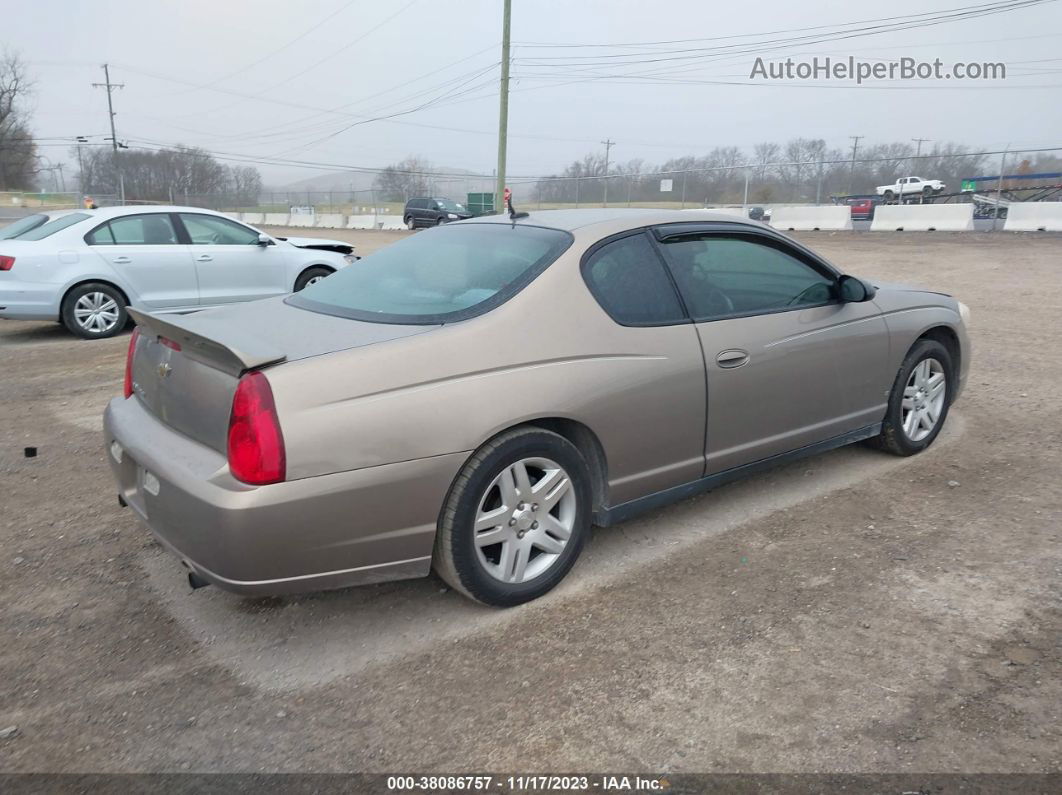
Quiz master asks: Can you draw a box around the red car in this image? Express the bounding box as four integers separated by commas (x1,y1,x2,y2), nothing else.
845,198,875,220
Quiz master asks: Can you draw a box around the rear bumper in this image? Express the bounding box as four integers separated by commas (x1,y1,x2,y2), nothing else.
0,279,61,320
103,396,467,595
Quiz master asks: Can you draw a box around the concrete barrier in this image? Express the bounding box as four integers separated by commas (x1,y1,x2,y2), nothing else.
286,214,316,228
1003,202,1062,232
346,215,379,230
870,204,974,231
770,205,852,231
262,213,290,226
240,212,264,226
314,213,346,229
376,214,406,230
702,207,749,218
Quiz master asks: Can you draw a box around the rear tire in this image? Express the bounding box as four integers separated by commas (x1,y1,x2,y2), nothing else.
294,266,332,291
433,427,592,607
867,339,953,456
883,190,895,202
61,282,128,340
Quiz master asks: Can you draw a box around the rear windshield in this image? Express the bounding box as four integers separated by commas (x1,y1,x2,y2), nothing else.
12,212,90,241
288,223,572,324
0,213,50,240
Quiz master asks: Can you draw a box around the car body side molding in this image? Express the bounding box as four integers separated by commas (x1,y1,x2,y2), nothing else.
593,422,883,527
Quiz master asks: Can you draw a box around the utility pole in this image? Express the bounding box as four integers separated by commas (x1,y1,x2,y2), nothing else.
495,0,512,213
75,136,87,194
600,138,615,207
911,137,931,159
93,64,125,205
847,135,863,195
56,163,66,193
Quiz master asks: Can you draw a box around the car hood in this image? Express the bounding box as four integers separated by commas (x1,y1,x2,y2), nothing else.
870,280,953,298
276,236,355,255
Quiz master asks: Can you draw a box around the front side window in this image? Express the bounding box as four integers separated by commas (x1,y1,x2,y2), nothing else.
101,214,179,245
435,198,465,212
659,235,835,322
13,212,90,241
582,233,686,326
289,222,572,324
180,214,259,245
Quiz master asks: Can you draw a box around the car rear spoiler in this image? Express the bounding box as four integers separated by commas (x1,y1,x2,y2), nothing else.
128,308,286,377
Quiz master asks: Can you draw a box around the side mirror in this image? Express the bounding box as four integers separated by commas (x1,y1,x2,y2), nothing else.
838,274,875,302
257,233,272,246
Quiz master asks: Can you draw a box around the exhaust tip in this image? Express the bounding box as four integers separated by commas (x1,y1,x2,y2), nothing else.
188,572,211,590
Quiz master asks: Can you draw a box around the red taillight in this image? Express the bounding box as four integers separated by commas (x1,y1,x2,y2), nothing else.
158,336,181,352
0,255,14,271
227,371,286,485
123,328,140,398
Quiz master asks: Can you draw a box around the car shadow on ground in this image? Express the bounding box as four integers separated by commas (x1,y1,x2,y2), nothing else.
141,415,964,690
0,320,134,346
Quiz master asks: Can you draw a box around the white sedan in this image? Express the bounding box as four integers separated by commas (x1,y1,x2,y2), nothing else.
0,206,357,338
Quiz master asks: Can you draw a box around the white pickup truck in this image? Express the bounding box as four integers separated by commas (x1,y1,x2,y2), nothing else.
875,176,946,201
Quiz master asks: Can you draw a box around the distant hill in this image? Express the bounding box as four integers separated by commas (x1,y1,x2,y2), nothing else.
272,166,492,194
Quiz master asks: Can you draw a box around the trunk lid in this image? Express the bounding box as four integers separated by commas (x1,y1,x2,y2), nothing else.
128,297,438,452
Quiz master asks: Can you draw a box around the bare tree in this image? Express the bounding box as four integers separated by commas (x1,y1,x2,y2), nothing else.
373,156,433,202
0,50,37,190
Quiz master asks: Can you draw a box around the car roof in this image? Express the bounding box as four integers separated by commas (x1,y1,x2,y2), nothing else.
65,205,235,221
461,207,764,233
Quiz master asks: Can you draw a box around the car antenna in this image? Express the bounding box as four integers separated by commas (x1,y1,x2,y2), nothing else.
507,194,529,222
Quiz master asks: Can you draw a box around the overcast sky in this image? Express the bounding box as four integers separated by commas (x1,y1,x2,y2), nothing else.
8,0,1062,186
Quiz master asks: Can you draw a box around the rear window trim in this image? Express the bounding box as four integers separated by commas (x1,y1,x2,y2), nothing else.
285,223,574,326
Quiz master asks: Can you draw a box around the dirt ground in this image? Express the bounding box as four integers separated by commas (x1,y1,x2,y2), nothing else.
1,229,1060,776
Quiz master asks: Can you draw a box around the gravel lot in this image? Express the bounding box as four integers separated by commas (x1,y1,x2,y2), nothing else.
1,229,1059,774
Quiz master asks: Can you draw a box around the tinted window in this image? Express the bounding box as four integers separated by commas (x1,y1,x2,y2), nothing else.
660,235,834,321
290,223,572,324
85,223,116,245
0,214,49,240
180,214,259,245
583,233,686,326
409,199,427,209
13,213,90,241
106,215,178,245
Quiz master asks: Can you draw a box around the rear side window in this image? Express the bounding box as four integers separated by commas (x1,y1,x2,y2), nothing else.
13,213,90,241
0,213,49,240
582,233,686,326
100,215,179,245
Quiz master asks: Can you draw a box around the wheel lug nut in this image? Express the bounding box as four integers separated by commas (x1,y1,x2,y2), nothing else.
531,504,538,512
509,519,516,526
531,521,539,529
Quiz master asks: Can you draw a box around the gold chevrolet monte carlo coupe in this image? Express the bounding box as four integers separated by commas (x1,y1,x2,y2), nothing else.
104,208,970,607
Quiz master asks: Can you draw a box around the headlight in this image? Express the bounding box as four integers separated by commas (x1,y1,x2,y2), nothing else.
958,301,971,325
343,253,356,264
447,213,458,219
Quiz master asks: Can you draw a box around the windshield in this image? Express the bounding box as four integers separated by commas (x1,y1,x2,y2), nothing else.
0,214,50,240
435,198,465,212
289,223,572,324
13,213,91,241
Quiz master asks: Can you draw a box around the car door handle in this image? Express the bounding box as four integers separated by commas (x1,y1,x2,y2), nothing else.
112,256,131,264
195,254,213,262
715,349,750,368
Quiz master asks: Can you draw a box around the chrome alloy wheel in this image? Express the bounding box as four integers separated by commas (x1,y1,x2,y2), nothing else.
902,357,946,442
306,274,326,286
473,457,577,584
74,292,120,334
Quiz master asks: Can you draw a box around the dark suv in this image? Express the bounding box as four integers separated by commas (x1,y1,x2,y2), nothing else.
403,197,473,229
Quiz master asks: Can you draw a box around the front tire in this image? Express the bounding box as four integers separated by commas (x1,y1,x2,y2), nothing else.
434,427,592,607
61,282,127,340
294,266,332,291
868,339,953,456
405,216,416,230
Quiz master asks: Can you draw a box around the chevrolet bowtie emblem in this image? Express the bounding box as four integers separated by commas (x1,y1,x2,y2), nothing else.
157,362,172,378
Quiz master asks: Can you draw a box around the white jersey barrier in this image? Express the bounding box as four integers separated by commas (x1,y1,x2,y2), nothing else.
1003,202,1062,232
376,214,406,230
313,214,346,229
240,212,264,226
770,206,852,231
870,204,974,231
346,215,379,229
286,214,316,228
261,213,290,226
